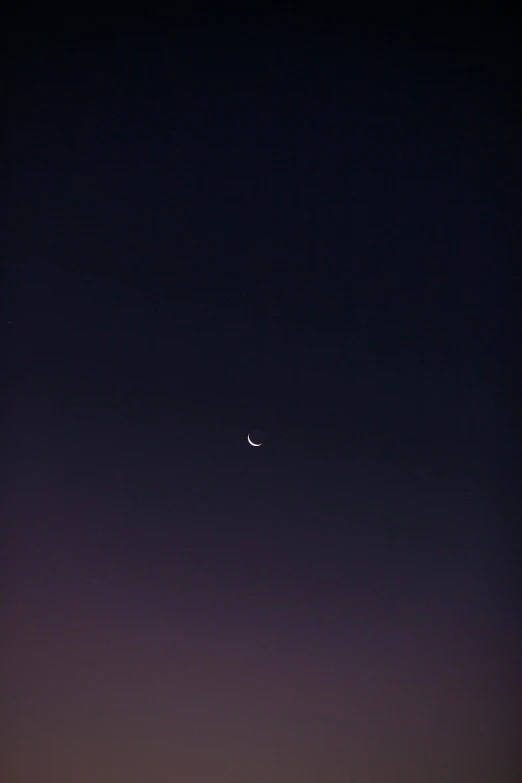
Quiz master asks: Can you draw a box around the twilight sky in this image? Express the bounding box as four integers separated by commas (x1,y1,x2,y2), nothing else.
4,8,521,782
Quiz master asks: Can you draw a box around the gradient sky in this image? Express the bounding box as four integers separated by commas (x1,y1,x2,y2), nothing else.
4,8,521,782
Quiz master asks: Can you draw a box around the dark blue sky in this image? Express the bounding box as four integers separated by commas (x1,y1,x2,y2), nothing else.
5,10,521,781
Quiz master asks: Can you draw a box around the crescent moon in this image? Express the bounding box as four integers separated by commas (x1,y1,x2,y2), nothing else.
247,434,262,447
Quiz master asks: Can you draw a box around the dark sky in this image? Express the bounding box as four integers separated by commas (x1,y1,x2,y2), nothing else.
4,9,521,782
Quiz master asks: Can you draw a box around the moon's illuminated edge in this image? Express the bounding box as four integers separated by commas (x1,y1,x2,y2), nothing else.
247,434,262,447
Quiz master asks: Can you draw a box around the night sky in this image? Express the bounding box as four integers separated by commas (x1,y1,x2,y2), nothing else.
4,9,521,782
